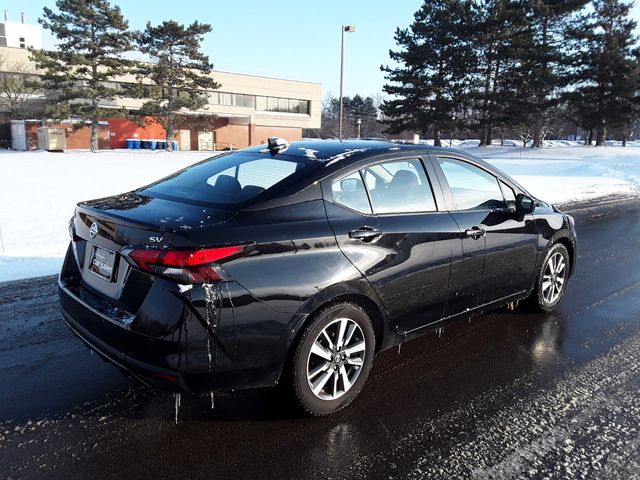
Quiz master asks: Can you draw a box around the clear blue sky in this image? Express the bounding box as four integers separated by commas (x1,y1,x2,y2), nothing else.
9,0,640,99
12,0,424,98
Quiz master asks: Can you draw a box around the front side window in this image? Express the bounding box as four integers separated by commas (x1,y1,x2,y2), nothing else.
331,172,371,214
437,157,505,211
362,159,437,214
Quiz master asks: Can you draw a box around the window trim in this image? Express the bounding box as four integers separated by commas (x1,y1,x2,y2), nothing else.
329,156,441,216
498,180,517,210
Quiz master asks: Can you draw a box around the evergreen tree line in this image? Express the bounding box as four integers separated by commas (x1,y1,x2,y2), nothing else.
306,93,386,139
381,0,640,147
28,0,218,151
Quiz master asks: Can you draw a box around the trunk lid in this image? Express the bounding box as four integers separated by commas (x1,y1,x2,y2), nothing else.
70,191,236,301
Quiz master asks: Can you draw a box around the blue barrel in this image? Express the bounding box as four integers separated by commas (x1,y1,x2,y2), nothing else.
134,139,141,150
158,141,166,149
126,139,134,149
150,140,157,150
172,141,179,150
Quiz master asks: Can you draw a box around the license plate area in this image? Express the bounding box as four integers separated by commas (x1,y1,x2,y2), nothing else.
89,245,117,281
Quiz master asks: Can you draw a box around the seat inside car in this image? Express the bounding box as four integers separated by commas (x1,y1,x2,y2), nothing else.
377,169,420,207
241,185,266,200
214,174,242,201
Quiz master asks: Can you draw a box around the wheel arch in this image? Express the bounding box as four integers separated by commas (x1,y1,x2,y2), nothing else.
546,230,576,277
556,236,575,276
280,285,391,385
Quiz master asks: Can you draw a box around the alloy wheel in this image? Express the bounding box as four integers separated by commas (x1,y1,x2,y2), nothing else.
306,317,366,400
542,252,566,304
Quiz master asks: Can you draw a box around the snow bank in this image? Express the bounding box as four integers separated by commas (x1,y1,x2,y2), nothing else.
0,144,639,282
472,145,640,204
0,149,212,282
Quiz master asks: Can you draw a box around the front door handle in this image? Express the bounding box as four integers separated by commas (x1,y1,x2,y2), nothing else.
348,226,382,242
465,227,485,239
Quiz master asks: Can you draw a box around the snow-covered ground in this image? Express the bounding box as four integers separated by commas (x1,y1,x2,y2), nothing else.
464,144,640,204
0,150,212,283
1,143,639,283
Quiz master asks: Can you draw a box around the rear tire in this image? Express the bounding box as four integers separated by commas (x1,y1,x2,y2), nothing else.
528,243,570,312
290,302,375,416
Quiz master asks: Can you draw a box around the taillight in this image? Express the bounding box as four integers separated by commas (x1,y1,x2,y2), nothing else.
127,245,246,283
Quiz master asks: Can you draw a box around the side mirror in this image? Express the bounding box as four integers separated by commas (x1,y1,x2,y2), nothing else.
516,193,535,214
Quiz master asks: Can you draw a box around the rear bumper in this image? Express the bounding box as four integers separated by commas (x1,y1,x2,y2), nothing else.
58,243,300,394
59,278,191,392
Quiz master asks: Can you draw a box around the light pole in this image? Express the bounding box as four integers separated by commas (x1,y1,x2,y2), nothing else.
357,117,361,139
339,25,356,141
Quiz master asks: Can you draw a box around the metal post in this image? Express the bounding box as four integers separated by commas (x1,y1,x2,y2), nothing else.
339,25,355,141
357,118,361,139
339,26,345,141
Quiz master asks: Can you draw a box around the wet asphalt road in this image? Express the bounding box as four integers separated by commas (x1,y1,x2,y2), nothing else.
1,199,640,480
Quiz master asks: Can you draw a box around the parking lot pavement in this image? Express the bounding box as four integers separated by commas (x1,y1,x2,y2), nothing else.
1,199,640,480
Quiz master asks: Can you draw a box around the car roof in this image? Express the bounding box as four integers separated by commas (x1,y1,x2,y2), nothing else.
241,139,533,198
243,139,459,161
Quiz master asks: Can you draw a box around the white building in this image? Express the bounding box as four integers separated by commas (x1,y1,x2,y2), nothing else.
0,17,43,49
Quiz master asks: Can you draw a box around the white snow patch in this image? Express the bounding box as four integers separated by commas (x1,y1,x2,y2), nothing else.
0,149,213,282
1,144,640,282
471,145,640,205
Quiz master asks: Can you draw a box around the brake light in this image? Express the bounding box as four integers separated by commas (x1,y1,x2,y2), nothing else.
127,245,246,283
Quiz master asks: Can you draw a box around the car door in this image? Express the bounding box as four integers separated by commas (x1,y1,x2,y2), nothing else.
323,156,460,335
431,155,538,309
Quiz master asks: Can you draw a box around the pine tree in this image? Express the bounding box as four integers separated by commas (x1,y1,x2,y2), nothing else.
30,0,133,152
381,0,475,146
564,0,640,146
133,21,219,151
517,1,587,147
472,0,532,146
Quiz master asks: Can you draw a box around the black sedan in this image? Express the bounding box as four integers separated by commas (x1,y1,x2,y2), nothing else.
59,139,577,416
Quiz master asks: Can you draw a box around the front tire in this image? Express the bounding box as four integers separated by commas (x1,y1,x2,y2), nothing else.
529,243,570,312
290,302,375,416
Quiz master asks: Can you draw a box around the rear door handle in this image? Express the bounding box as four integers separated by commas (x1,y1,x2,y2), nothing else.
465,227,485,239
348,226,382,242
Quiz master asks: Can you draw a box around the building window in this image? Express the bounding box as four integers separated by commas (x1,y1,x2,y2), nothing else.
194,90,308,114
256,96,309,114
19,37,25,48
234,93,255,108
219,92,233,106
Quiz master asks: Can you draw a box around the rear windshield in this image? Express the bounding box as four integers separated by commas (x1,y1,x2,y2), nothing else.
141,152,317,206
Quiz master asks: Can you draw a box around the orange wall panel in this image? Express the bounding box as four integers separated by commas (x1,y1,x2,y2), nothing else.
108,117,167,149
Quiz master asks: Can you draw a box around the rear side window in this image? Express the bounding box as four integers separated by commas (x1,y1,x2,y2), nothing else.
437,157,505,211
363,159,436,214
142,153,313,206
331,158,437,215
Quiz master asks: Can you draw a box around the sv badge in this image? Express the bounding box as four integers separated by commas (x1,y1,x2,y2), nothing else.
149,236,164,243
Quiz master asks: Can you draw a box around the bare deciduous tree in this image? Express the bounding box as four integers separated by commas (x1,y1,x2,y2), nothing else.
0,56,42,119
